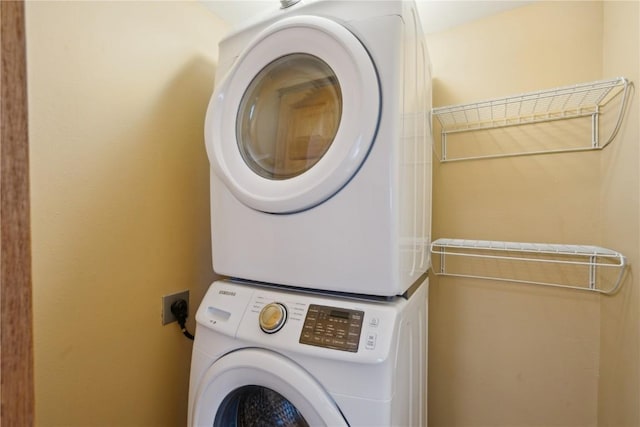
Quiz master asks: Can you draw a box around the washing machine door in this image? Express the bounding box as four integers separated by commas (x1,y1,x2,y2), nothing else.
191,349,348,426
206,15,380,214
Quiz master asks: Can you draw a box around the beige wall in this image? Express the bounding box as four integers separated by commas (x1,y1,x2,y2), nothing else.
26,2,227,425
427,1,638,426
25,1,639,426
599,2,640,426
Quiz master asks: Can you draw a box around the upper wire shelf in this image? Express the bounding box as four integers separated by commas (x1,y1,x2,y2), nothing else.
430,238,627,295
431,77,631,162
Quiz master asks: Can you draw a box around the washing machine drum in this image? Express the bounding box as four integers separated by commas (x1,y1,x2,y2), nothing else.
215,385,309,427
191,349,348,426
205,15,380,214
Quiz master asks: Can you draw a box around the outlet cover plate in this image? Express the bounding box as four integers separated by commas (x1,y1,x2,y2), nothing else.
162,290,189,325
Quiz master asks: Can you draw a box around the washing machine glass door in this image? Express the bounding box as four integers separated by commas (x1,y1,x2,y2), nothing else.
191,349,348,426
206,15,380,214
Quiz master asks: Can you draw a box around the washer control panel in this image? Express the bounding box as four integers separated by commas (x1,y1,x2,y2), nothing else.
195,280,419,363
299,304,364,352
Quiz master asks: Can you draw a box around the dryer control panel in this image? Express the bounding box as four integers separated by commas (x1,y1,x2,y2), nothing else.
299,305,364,352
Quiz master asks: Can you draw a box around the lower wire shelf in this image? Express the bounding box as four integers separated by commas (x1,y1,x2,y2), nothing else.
430,238,626,295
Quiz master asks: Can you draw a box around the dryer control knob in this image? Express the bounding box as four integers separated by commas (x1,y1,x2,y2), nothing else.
259,303,287,334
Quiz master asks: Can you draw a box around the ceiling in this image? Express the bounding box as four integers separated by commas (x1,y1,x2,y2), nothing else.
201,1,532,34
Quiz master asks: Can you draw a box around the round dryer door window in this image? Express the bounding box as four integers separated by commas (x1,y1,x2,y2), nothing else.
237,54,342,181
206,15,380,214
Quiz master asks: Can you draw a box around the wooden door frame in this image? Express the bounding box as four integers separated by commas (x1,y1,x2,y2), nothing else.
0,0,35,425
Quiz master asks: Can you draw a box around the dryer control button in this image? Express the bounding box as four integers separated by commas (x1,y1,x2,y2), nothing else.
259,302,287,334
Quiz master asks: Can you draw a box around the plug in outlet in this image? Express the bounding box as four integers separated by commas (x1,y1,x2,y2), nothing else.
162,290,189,325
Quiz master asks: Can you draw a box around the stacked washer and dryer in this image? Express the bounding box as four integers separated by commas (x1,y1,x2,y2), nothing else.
189,0,433,425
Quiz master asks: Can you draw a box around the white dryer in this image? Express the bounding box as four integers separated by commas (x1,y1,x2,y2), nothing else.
205,0,432,296
188,279,428,426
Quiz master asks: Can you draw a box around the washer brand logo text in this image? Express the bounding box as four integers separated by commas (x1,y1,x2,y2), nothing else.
219,290,236,296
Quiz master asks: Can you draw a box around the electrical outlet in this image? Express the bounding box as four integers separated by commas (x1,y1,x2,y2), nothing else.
162,290,189,325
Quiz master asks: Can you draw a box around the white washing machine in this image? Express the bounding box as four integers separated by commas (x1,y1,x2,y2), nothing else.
188,279,428,426
205,0,432,297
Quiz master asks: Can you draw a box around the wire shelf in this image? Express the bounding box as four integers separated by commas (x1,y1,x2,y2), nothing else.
432,77,631,162
430,238,626,294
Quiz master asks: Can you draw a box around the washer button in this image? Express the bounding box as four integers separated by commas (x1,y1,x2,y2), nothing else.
365,332,377,350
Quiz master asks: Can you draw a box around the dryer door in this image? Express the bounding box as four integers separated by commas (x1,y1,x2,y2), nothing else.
206,15,380,214
191,348,348,426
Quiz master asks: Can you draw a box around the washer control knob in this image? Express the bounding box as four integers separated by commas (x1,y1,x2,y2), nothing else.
259,303,287,333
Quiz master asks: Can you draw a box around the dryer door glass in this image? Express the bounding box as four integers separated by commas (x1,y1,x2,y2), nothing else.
237,54,342,180
206,15,380,213
214,385,309,427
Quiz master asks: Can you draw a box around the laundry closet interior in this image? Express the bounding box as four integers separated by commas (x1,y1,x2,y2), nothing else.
26,1,639,427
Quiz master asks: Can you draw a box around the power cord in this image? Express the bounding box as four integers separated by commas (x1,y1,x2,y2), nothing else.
170,299,195,340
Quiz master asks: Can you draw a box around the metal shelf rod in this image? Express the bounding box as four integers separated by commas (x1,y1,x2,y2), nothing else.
430,248,624,269
438,110,596,135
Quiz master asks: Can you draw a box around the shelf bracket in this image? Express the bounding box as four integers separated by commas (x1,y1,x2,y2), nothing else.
589,255,597,290
591,107,599,148
441,131,447,161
